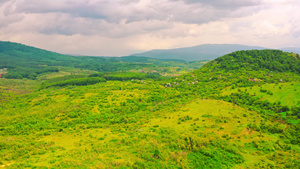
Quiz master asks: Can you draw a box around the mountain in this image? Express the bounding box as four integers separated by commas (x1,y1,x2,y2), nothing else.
130,44,267,61
280,47,300,54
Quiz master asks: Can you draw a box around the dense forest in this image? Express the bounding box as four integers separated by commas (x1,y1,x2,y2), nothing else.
0,43,299,168
210,50,300,73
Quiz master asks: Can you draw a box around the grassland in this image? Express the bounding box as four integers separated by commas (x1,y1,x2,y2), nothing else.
1,48,300,168
1,84,296,168
1,76,299,168
222,82,300,106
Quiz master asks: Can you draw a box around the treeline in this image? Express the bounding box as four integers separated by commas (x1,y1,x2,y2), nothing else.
74,62,156,72
89,72,165,81
221,92,291,115
2,66,59,79
206,50,300,73
40,72,163,89
40,76,106,89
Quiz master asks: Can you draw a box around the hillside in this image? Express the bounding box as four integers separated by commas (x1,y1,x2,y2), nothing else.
131,44,266,61
0,48,300,168
206,49,300,73
0,41,207,79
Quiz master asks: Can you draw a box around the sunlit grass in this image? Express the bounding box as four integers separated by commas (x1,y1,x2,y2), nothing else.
222,82,300,106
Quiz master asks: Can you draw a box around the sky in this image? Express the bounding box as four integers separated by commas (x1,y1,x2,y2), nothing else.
0,0,299,56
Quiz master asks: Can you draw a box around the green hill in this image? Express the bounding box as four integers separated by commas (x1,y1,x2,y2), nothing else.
209,49,300,73
0,41,207,79
0,47,300,168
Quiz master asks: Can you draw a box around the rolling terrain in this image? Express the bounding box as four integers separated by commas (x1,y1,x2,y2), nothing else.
0,43,300,168
0,41,207,80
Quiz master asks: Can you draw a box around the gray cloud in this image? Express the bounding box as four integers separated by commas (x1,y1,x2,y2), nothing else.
180,0,262,8
0,0,299,56
0,0,9,4
9,0,263,24
0,2,24,28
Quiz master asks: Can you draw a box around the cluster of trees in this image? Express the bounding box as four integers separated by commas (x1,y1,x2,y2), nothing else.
290,106,300,118
206,50,300,73
221,92,290,114
2,66,59,79
40,76,106,89
89,72,165,81
219,92,300,144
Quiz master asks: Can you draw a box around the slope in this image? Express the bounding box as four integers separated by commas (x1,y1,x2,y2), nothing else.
2,78,299,168
1,49,300,168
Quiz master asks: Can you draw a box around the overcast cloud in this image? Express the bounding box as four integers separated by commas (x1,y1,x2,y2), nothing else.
0,0,299,56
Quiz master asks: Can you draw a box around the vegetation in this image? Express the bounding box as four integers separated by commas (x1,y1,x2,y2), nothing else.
40,76,106,89
211,49,300,73
0,43,299,168
0,41,206,80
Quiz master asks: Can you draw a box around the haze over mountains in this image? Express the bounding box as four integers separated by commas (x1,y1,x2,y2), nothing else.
131,44,300,61
0,41,298,62
280,47,300,54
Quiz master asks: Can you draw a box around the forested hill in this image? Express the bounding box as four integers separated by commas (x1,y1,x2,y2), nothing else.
0,41,204,79
0,41,75,63
176,49,300,96
203,50,300,74
0,41,184,63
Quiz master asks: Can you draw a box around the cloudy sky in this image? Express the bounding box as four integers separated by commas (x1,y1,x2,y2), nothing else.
0,0,299,56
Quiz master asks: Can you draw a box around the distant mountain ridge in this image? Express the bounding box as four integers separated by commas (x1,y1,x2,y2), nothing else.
280,47,300,54
131,44,299,61
1,41,299,62
0,41,185,62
